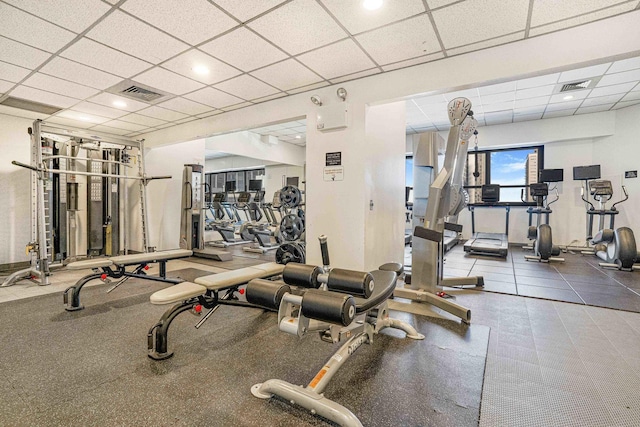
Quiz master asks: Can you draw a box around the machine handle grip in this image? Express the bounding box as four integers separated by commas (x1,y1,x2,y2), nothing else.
319,235,330,268
185,181,193,209
611,185,629,211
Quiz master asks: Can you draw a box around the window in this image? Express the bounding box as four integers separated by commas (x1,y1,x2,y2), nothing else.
465,146,543,205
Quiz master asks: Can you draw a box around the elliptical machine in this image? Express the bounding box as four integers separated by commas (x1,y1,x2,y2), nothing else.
521,170,564,263
582,179,639,271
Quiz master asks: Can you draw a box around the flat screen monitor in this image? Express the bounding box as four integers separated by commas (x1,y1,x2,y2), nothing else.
573,165,601,181
248,179,262,191
539,168,564,183
225,181,236,192
286,176,299,187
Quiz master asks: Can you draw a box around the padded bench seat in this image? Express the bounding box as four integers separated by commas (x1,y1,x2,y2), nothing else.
66,249,193,271
66,259,114,270
150,262,284,305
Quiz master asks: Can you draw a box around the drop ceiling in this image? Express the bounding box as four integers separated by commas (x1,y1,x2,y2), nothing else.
0,0,639,138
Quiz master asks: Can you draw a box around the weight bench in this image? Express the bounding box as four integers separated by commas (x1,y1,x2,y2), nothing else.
63,249,193,312
247,261,424,427
147,262,285,360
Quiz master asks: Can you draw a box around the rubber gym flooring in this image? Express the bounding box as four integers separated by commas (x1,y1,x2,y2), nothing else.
438,244,640,313
0,273,488,426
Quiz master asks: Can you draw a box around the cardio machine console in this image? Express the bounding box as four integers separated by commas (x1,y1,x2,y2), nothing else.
529,183,548,197
589,180,613,198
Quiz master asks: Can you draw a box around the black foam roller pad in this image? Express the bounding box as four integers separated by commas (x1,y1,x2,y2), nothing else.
327,269,374,298
301,290,356,326
282,263,321,288
246,279,291,310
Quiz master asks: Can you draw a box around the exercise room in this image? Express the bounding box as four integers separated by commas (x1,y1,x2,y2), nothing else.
1,1,640,426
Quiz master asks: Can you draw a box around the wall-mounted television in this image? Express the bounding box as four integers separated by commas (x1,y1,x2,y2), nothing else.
573,165,601,181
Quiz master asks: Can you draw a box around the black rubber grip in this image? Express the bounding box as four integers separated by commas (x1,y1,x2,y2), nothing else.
319,237,330,266
282,263,321,288
246,279,291,310
327,268,374,298
301,290,355,326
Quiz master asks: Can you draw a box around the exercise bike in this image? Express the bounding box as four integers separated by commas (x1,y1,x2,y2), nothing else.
521,182,564,262
582,180,639,271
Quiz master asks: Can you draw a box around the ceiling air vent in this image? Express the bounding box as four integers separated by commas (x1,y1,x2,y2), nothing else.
0,97,62,115
560,80,591,92
105,80,172,104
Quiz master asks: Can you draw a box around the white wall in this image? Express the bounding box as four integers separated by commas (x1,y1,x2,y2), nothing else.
205,156,275,171
144,139,205,250
0,114,33,265
205,131,304,166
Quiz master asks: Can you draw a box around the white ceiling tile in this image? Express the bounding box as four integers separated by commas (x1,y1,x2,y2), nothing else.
250,59,322,91
71,101,129,119
581,94,624,107
251,92,288,103
197,110,224,119
529,2,637,37
154,122,177,130
121,0,237,45
249,0,348,55
576,104,615,114
56,110,110,124
621,91,640,102
481,92,515,104
174,117,198,124
162,49,241,85
87,124,134,136
531,0,630,27
137,106,189,122
0,104,44,119
588,82,637,98
483,101,515,113
86,10,188,64
157,97,212,115
298,39,376,79
514,96,551,109
214,75,279,100
0,61,31,82
10,85,79,108
329,68,381,84
133,67,205,95
200,28,288,72
213,0,287,21
86,93,149,112
0,36,51,69
184,87,244,108
549,90,590,103
101,120,147,132
413,94,448,105
23,73,99,99
118,113,167,127
46,116,94,129
446,32,524,56
513,104,547,116
0,79,14,93
612,100,640,109
478,81,517,96
425,0,460,9
321,0,426,34
545,100,583,111
0,3,75,53
444,89,480,100
40,57,122,89
285,81,330,94
516,85,555,99
4,0,110,34
380,52,444,72
513,112,544,122
543,109,576,119
433,0,529,49
60,38,152,78
356,14,440,65
485,116,513,125
558,63,612,83
516,74,560,89
597,69,640,87
608,56,640,74
221,101,253,111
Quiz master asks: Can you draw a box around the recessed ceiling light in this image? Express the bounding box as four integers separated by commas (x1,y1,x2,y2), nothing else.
295,135,301,139
78,116,91,121
362,0,383,10
113,100,127,108
563,95,574,100
192,64,210,75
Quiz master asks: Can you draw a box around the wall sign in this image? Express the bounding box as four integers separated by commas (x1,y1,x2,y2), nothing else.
324,166,344,181
625,170,638,178
326,152,342,166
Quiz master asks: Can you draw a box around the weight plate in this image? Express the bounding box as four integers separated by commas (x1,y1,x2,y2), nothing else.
276,242,306,265
280,214,304,241
279,185,302,208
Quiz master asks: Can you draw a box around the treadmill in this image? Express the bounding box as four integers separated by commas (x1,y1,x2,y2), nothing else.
463,184,510,257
